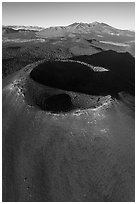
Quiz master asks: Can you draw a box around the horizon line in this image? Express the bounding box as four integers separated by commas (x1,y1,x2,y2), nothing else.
2,21,135,32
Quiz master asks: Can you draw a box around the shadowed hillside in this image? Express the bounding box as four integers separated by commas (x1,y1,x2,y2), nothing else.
71,50,135,95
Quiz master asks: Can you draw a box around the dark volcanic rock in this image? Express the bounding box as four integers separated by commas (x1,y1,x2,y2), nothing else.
71,50,135,95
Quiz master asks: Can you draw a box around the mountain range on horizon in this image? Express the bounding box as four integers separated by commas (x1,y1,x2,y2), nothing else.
35,21,134,41
2,21,135,32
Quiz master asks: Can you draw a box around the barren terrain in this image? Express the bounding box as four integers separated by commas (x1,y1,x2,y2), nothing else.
2,22,135,202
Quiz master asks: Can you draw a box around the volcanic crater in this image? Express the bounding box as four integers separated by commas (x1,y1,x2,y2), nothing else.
28,52,134,113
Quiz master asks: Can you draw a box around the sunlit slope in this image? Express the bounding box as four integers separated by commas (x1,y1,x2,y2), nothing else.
3,58,135,201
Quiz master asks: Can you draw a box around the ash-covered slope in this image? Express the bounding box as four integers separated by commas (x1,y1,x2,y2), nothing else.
3,59,135,201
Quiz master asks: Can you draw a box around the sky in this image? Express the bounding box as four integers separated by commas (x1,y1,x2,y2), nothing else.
2,2,135,30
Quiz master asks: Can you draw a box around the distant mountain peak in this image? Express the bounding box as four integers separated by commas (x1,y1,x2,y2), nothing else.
35,21,135,39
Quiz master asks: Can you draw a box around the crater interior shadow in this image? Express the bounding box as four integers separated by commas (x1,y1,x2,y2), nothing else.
30,60,94,95
40,93,74,113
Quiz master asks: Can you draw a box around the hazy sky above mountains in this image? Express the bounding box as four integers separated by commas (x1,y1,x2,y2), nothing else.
2,2,135,30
